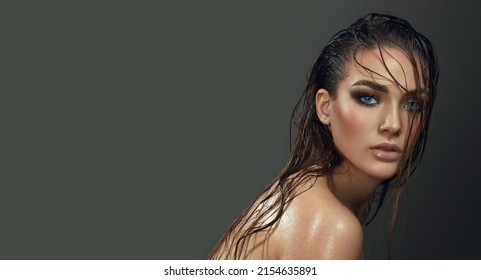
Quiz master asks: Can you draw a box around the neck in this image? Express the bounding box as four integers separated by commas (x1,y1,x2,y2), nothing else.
326,161,383,223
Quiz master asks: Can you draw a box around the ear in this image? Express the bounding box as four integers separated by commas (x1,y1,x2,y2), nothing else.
315,88,331,125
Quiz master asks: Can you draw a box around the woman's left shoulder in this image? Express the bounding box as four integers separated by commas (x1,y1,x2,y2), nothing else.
270,177,363,259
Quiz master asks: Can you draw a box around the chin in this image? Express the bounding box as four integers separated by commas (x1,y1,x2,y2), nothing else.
367,165,398,181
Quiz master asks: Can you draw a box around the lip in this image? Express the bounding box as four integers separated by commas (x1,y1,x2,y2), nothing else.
369,143,402,161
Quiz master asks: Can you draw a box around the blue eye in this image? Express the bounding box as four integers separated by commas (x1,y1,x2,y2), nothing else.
356,95,378,106
404,101,421,111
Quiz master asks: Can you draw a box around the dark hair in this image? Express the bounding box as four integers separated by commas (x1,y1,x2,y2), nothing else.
209,13,439,259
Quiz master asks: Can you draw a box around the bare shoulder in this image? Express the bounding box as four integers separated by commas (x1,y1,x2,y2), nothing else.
270,177,363,259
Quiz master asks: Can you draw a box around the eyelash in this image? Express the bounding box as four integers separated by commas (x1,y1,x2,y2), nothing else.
354,94,421,112
354,94,378,106
404,100,421,112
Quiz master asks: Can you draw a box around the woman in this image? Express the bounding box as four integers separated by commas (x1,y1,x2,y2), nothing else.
209,13,439,259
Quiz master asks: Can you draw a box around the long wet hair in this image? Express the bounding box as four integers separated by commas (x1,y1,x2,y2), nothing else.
209,13,439,259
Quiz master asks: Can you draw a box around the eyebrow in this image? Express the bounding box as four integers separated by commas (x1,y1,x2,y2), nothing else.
351,79,424,95
351,80,388,93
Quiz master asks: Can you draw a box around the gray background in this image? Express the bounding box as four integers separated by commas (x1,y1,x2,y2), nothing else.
3,0,481,259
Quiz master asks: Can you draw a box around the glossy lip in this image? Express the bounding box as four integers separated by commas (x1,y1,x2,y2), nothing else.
369,143,402,161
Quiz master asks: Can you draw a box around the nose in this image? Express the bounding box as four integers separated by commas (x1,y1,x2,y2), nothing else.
379,106,402,136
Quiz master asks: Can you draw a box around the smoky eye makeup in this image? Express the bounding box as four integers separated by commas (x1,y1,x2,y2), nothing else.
402,93,423,112
352,92,379,106
404,101,421,112
403,99,423,112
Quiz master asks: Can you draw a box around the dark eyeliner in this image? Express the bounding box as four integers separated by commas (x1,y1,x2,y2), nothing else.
352,93,379,106
404,100,421,112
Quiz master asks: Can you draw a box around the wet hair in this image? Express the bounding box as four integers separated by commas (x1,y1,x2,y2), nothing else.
209,13,439,259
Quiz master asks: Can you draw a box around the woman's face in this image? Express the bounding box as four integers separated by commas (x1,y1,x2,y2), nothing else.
316,47,422,180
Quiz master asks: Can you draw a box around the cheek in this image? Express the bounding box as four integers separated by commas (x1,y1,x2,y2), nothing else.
405,116,422,147
330,104,373,141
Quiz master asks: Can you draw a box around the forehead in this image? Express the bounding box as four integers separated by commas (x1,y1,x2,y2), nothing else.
348,47,422,92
